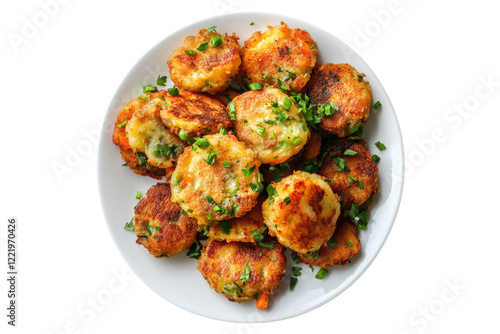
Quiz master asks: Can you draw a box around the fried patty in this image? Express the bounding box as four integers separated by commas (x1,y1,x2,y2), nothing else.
133,183,198,258
299,218,361,268
232,88,309,165
170,133,261,224
168,28,241,94
237,22,317,92
160,89,232,138
120,148,168,180
206,194,266,242
317,138,379,209
306,63,372,137
126,97,187,169
197,238,286,306
262,171,341,254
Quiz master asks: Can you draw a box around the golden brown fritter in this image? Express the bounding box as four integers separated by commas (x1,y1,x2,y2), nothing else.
306,63,372,137
302,130,322,161
133,183,198,258
168,28,241,94
126,97,187,169
170,133,261,224
120,148,167,180
197,238,286,307
206,195,266,242
237,22,317,92
232,88,309,165
112,90,171,150
299,218,361,268
317,138,379,209
262,171,341,254
160,89,232,138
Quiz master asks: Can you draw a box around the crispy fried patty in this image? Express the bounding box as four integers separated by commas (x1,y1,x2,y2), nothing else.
197,238,286,305
119,148,169,180
168,28,241,94
133,183,198,258
160,89,232,138
232,88,309,165
170,133,261,224
262,171,341,254
317,138,379,209
238,22,317,92
299,218,361,268
306,63,372,137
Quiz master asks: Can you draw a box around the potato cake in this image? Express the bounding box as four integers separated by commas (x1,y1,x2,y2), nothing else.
126,97,187,169
299,218,361,268
160,89,232,138
262,171,341,254
170,133,261,224
167,28,241,94
317,138,379,209
197,238,286,308
237,22,317,92
306,63,372,137
232,88,309,165
133,183,198,258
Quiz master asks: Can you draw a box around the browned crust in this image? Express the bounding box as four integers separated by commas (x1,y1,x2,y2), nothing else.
299,218,361,268
306,63,372,137
317,138,379,209
133,183,198,258
120,148,167,180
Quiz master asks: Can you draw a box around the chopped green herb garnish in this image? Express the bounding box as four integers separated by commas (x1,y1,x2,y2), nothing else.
207,212,214,220
194,137,210,149
223,160,230,168
257,241,276,249
241,164,256,178
332,156,350,172
262,73,270,81
220,128,227,135
248,82,262,90
327,236,337,247
187,209,194,213
168,87,179,96
135,152,149,168
145,223,160,236
266,184,278,197
240,261,250,283
344,149,357,156
210,35,223,48
347,203,369,230
292,266,302,277
346,126,364,140
315,268,328,280
197,42,209,51
203,151,217,165
228,101,236,120
184,50,197,56
187,239,203,259
135,191,141,199
375,141,386,151
346,240,354,248
256,125,266,137
117,121,127,128
207,26,217,34
357,75,364,82
249,182,264,192
220,221,231,234
123,220,134,231
325,178,332,183
290,277,298,291
223,282,242,297
251,230,264,242
291,251,300,264
372,154,381,163
284,197,291,205
178,128,190,141
156,75,167,86
205,195,215,204
203,226,210,236
373,101,382,110
250,22,254,25
143,85,157,94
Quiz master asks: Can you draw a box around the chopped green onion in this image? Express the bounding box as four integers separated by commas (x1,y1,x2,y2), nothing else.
203,151,217,165
292,266,302,277
373,101,382,110
184,50,197,56
375,141,386,151
357,75,364,82
135,191,141,199
117,121,127,128
241,164,256,178
249,82,262,90
220,128,227,135
283,197,291,205
210,35,223,48
315,268,328,280
256,125,266,137
262,74,270,81
197,42,209,51
228,101,236,120
187,209,194,213
372,154,381,163
240,261,250,283
223,160,230,168
266,184,278,197
205,195,215,204
206,212,214,220
257,241,275,249
194,137,210,149
207,26,217,34
344,149,357,156
291,251,300,264
290,277,298,291
251,230,264,242
178,128,190,141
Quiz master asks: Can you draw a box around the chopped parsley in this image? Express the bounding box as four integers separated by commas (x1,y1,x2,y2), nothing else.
240,261,250,283
372,154,381,163
220,221,232,234
156,75,167,86
123,220,134,231
290,277,298,291
203,151,217,165
375,141,387,151
167,87,179,96
206,26,217,34
143,85,157,94
197,42,209,51
283,197,291,205
292,266,302,277
315,268,328,280
241,164,256,178
344,149,357,156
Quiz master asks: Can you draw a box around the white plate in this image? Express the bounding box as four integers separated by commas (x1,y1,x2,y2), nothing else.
98,12,404,323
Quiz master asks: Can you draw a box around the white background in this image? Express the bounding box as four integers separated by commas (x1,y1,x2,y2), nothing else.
1,0,499,333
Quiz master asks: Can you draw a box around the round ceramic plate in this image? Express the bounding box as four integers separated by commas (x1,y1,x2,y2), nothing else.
98,12,404,323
